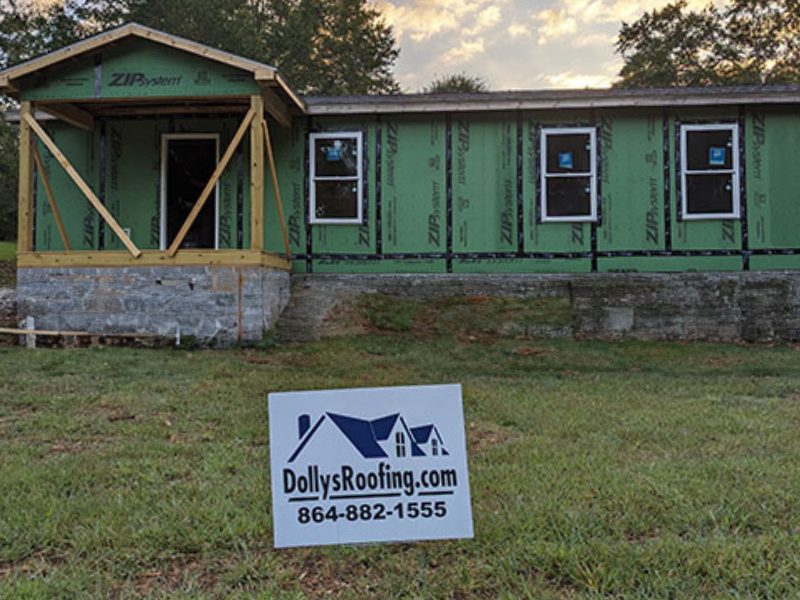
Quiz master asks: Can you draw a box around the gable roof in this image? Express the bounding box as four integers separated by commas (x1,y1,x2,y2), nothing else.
0,23,305,111
328,413,394,458
288,411,429,462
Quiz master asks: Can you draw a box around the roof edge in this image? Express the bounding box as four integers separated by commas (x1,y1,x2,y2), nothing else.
303,84,800,115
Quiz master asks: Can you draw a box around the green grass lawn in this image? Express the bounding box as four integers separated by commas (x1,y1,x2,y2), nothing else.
0,241,15,264
0,241,16,287
2,335,800,599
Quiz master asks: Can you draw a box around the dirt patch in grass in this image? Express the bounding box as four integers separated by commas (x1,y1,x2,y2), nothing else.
237,349,323,368
467,421,521,453
128,555,222,597
706,356,748,368
287,553,368,598
0,551,68,581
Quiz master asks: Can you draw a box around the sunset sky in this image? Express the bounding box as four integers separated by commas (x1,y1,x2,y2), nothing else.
375,0,725,92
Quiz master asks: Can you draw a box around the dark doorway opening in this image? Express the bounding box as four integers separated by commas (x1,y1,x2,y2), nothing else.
163,136,218,249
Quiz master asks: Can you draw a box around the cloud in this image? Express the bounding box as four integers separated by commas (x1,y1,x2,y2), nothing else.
17,0,61,11
441,38,486,65
507,23,531,38
541,72,616,88
376,0,508,42
464,6,502,36
378,0,732,92
531,0,730,45
535,9,578,45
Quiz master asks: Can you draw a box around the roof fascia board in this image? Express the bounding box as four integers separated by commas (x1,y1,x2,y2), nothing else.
304,91,800,115
0,24,275,84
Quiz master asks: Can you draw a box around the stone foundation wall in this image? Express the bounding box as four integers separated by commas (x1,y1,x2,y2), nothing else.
278,272,800,344
17,266,291,346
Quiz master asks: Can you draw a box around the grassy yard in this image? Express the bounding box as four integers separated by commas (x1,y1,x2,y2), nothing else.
2,333,800,599
0,241,15,287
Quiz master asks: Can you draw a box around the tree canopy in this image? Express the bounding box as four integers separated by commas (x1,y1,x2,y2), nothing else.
422,73,489,94
0,0,400,95
0,109,17,242
616,0,800,88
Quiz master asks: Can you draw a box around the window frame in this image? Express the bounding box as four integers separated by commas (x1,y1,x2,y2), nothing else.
395,431,406,458
679,123,740,221
540,126,598,223
309,131,364,225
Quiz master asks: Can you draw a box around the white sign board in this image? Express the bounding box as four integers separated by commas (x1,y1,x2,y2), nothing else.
269,384,473,548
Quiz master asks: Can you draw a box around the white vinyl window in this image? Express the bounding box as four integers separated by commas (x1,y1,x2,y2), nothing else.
540,127,597,222
680,124,740,220
309,132,363,224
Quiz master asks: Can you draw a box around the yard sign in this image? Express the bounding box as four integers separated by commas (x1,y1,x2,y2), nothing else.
269,384,473,548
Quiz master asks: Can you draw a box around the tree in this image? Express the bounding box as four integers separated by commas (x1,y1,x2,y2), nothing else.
0,110,18,241
615,0,800,87
0,0,400,95
422,73,488,94
0,0,97,70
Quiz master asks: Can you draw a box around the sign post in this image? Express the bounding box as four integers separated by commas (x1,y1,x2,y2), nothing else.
269,384,473,548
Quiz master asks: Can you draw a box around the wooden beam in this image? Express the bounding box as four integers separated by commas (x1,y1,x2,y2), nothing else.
40,95,252,106
38,103,94,131
0,327,163,338
32,146,71,251
260,87,293,128
262,119,292,262
264,73,307,114
167,108,256,257
261,252,292,271
17,102,34,253
250,96,265,251
93,104,249,118
17,249,292,271
23,112,142,258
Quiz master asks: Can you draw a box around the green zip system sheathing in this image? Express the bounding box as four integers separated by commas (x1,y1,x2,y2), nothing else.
275,107,800,274
19,39,259,102
32,106,800,273
34,123,99,251
34,116,250,252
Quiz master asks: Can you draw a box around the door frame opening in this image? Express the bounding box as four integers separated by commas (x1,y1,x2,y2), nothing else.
159,133,221,250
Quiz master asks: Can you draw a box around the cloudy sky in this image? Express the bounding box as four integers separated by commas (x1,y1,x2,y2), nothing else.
374,0,723,92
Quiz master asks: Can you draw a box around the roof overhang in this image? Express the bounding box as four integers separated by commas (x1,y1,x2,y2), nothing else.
304,85,800,115
0,22,305,115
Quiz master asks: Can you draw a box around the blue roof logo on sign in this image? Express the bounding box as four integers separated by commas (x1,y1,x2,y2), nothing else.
558,152,573,169
288,412,449,463
709,147,726,166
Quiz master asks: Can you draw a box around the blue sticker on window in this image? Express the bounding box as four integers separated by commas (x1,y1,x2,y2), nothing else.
326,147,342,161
709,147,726,166
326,143,342,162
558,152,574,169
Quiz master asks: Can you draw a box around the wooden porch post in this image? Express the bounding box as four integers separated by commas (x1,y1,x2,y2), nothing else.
17,101,34,252
250,95,265,251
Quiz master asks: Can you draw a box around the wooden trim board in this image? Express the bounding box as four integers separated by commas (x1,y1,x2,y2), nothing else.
17,250,292,271
167,108,255,256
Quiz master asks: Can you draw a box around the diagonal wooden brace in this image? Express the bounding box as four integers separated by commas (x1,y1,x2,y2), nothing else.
23,112,142,258
262,119,292,262
167,108,256,257
32,146,71,251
